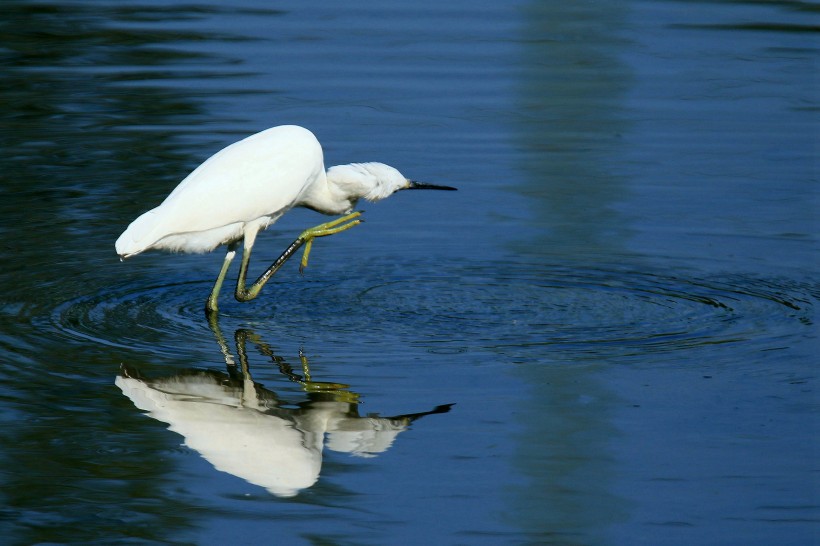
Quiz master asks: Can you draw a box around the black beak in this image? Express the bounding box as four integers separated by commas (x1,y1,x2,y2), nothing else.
406,180,458,191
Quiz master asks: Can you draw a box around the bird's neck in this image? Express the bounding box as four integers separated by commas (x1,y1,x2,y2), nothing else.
299,170,357,215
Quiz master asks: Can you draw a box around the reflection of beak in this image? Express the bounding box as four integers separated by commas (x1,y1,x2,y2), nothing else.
406,180,458,191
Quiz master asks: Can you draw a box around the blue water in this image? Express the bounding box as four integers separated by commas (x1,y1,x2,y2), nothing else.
0,1,817,544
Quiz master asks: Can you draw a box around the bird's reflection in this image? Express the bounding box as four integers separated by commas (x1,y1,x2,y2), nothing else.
116,323,452,497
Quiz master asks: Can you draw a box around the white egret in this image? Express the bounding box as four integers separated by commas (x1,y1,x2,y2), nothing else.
115,125,456,314
116,366,451,497
116,334,453,497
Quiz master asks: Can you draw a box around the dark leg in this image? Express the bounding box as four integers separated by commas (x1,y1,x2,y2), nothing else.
205,242,238,316
234,211,363,303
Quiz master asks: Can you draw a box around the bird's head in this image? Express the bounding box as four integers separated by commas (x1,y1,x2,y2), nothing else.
326,162,456,205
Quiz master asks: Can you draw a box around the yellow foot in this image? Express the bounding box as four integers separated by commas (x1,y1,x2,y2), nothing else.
298,211,363,273
297,350,359,403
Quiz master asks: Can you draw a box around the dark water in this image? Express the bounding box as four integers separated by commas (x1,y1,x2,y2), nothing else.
1,1,818,544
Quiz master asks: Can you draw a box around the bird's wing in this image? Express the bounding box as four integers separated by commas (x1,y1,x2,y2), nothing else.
117,126,325,255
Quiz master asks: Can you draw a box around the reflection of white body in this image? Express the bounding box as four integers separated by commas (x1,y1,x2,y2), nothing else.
116,371,414,497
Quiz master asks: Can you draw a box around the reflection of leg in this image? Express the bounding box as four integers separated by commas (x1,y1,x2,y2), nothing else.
206,310,235,367
245,339,356,401
242,333,302,383
234,329,252,380
296,349,357,401
299,349,313,382
232,329,270,408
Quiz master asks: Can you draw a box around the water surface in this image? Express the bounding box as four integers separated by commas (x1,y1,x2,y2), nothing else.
0,1,817,544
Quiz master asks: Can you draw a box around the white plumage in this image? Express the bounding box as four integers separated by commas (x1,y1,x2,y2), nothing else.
114,124,456,312
116,368,418,497
117,126,321,257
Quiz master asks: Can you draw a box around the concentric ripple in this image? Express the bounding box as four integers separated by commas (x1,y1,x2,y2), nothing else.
48,261,817,360
48,280,217,357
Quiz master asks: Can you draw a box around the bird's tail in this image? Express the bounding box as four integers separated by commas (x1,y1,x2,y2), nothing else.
115,209,160,258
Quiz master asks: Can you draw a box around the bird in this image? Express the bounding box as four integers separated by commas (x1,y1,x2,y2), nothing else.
116,353,452,497
115,125,456,315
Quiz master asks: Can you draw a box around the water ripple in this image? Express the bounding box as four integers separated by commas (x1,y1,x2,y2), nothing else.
48,280,212,356
352,264,815,358
48,261,816,360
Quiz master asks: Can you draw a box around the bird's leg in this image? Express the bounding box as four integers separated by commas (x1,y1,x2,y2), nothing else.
205,242,238,316
298,211,363,273
233,211,363,302
234,235,305,302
